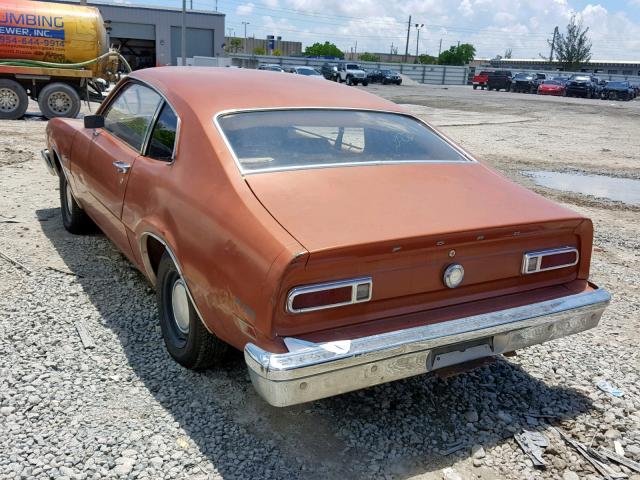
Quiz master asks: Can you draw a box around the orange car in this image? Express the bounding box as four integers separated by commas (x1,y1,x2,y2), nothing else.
42,68,610,406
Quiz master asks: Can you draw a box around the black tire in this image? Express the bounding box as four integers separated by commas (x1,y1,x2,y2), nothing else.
473,85,477,90
38,83,81,119
362,81,368,86
157,252,228,369
0,79,29,120
346,76,353,86
59,172,94,234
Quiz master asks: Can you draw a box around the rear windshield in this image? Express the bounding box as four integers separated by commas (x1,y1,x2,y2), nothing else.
515,73,533,79
607,82,627,87
217,109,468,173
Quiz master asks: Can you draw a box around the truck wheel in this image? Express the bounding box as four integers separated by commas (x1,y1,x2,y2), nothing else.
473,85,477,90
59,171,94,234
157,252,228,369
346,76,353,86
38,83,81,119
362,81,368,86
0,79,29,120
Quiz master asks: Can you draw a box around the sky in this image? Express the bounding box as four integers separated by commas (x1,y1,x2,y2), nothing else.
115,0,640,60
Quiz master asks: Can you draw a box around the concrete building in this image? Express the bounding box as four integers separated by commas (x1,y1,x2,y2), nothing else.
224,36,302,57
56,1,225,69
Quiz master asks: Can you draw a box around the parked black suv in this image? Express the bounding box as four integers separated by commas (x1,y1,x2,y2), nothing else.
487,70,512,91
368,69,402,85
511,72,546,93
565,75,598,98
320,62,339,81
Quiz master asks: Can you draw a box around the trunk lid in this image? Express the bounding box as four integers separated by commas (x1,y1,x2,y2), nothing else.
245,163,589,336
246,163,581,253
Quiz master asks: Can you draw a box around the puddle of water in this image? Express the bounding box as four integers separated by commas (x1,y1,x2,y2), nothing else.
525,171,640,206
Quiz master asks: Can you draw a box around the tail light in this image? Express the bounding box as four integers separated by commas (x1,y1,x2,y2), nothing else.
287,277,372,313
522,247,579,274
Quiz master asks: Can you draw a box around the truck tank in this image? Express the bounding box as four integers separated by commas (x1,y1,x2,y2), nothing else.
0,0,109,76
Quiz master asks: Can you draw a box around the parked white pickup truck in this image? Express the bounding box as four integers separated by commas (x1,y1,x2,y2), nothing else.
337,63,369,86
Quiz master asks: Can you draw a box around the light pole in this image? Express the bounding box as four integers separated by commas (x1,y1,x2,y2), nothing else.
181,0,186,66
414,23,424,58
242,21,250,54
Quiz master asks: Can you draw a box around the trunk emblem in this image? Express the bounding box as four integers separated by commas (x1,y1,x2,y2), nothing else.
443,263,464,288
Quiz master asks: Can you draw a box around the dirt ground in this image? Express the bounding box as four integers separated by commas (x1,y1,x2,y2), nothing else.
0,88,639,480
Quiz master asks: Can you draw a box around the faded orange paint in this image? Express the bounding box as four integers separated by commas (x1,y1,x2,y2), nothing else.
46,68,596,354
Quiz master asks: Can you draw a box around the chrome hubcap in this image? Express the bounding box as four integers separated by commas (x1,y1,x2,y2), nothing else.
0,88,19,113
65,183,74,213
171,279,190,335
48,91,72,115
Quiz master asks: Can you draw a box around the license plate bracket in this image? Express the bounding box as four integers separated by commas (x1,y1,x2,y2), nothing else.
430,343,493,371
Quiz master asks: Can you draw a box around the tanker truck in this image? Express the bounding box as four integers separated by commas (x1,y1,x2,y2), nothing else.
0,0,128,119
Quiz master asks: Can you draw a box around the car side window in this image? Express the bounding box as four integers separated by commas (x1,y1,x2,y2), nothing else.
146,103,178,161
103,83,162,151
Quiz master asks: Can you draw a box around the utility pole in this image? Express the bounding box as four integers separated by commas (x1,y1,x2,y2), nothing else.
242,21,250,54
415,23,424,58
354,40,357,59
181,0,186,66
390,43,394,55
549,26,558,62
438,38,442,57
403,15,411,63
190,0,192,9
457,40,460,47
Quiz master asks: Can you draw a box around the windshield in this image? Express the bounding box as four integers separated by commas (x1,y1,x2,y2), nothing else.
607,82,628,87
381,70,394,74
542,80,561,85
346,64,361,70
515,73,533,79
571,76,590,81
218,110,469,174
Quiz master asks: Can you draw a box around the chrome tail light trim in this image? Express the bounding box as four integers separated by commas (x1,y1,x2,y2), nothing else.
286,277,373,314
522,247,579,274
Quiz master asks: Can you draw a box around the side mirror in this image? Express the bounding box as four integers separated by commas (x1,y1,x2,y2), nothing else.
84,115,104,129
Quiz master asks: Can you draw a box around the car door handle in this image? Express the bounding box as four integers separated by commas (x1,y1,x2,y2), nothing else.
112,161,131,174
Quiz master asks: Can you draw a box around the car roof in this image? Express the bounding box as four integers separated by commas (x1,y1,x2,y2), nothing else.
131,67,404,115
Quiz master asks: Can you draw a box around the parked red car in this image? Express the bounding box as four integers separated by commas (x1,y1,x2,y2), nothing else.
538,80,566,96
472,70,490,89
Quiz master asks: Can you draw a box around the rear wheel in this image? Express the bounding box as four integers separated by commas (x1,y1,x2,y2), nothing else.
346,76,353,86
473,84,477,90
59,172,94,234
362,81,368,86
38,82,81,119
157,253,228,369
0,79,28,120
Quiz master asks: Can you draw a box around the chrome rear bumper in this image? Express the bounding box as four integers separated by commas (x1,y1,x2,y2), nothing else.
245,287,610,407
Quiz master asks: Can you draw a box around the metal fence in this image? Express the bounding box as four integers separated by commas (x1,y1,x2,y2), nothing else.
229,54,470,85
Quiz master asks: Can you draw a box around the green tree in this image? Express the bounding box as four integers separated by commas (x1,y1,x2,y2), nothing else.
272,49,282,56
359,52,380,62
417,53,437,64
225,38,242,54
437,43,476,65
550,15,592,69
304,41,344,59
253,46,265,55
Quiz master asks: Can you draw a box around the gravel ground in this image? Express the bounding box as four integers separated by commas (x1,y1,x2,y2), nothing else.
0,90,639,480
